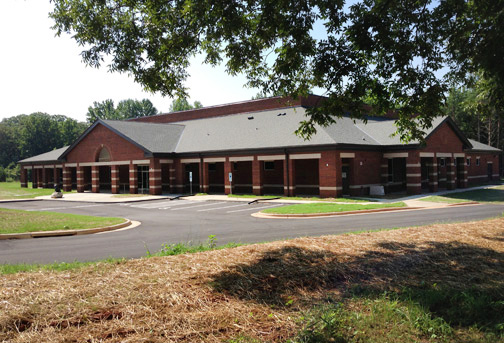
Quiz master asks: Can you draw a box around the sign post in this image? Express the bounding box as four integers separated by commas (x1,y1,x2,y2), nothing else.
189,171,193,194
228,172,233,195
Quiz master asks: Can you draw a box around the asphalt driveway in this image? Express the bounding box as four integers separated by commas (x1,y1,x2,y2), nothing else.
1,199,503,264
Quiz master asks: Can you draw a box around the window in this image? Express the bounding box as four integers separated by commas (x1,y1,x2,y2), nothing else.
264,161,275,170
208,163,216,172
466,158,471,166
97,147,111,162
439,158,445,167
476,158,480,166
387,158,406,183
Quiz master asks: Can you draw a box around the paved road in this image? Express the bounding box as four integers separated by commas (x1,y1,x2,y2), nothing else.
1,199,503,264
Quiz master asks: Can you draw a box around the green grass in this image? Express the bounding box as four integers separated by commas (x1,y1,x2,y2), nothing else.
421,186,504,204
262,202,406,214
293,286,503,343
0,208,125,234
0,181,73,200
149,235,243,257
228,194,372,203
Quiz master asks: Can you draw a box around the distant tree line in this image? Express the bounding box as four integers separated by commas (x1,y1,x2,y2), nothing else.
0,113,87,181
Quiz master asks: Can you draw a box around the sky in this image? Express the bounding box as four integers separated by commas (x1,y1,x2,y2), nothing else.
0,0,260,122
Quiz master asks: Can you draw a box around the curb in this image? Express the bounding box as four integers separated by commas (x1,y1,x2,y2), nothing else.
36,196,182,204
0,199,43,204
0,219,132,240
252,206,421,219
447,201,480,206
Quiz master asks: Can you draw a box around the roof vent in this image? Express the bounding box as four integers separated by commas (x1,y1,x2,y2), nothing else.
248,116,254,120
277,112,287,116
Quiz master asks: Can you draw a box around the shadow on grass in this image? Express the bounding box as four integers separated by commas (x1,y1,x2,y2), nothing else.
210,237,504,337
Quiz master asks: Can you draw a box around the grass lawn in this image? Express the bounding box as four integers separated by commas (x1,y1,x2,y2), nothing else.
0,181,74,200
262,201,406,214
0,208,125,234
228,193,372,203
420,185,504,204
1,217,502,342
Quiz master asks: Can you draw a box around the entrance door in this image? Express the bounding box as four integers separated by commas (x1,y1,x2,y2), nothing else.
137,166,149,194
342,165,350,195
488,163,493,181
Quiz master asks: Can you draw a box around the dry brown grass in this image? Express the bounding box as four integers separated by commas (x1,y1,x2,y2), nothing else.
1,217,504,342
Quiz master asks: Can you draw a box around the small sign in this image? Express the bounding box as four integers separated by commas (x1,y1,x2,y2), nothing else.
342,172,347,178
189,171,193,182
228,172,233,182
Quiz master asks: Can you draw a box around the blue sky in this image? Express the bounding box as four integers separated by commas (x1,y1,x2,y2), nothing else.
0,1,263,121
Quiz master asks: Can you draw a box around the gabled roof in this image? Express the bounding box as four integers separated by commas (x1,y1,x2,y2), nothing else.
467,139,502,152
59,120,185,160
19,146,68,164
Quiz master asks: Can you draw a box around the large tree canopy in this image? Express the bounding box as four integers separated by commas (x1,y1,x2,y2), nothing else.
50,0,504,141
86,98,158,122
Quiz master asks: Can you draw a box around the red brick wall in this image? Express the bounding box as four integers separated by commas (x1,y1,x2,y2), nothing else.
466,152,500,185
421,122,465,153
65,124,145,163
130,95,326,124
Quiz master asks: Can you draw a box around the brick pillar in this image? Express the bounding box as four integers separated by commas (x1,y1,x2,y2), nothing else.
224,158,233,195
201,162,209,193
380,158,389,185
20,166,28,188
41,167,48,188
406,153,421,195
77,166,85,192
168,164,176,193
428,158,438,192
283,157,295,197
252,157,264,195
129,162,138,194
63,167,72,192
446,158,456,190
111,165,120,194
53,167,60,188
91,166,100,193
149,158,162,195
461,159,468,188
32,167,37,188
37,169,44,188
173,159,184,193
319,151,341,198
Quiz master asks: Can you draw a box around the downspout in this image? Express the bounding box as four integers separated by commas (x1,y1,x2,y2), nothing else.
285,148,290,196
199,153,203,192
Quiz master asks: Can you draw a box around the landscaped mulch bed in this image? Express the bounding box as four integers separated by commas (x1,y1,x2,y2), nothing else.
1,217,503,342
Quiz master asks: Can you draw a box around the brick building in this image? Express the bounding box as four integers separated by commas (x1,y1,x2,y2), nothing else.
18,96,502,197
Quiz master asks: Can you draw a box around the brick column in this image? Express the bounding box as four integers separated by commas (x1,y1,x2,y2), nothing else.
41,167,48,188
91,166,100,193
173,159,184,193
37,169,44,188
20,166,28,188
446,158,456,190
224,158,233,195
252,157,264,196
461,159,468,188
168,164,176,193
428,158,438,192
31,167,37,188
406,153,421,195
283,157,296,197
319,151,341,198
77,166,85,192
63,167,72,191
149,158,162,195
201,162,209,193
129,162,138,194
53,167,60,188
111,165,120,194
380,158,389,185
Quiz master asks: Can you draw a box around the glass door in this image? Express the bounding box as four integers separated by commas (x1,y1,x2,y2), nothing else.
137,166,149,194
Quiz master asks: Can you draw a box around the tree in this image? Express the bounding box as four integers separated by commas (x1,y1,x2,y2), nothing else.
50,0,504,141
86,98,158,122
169,97,203,112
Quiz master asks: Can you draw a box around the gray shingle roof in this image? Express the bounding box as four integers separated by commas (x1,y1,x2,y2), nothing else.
19,146,68,163
467,139,502,152
101,120,184,153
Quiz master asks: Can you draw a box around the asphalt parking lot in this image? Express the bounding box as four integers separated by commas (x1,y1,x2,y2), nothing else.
1,199,504,264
